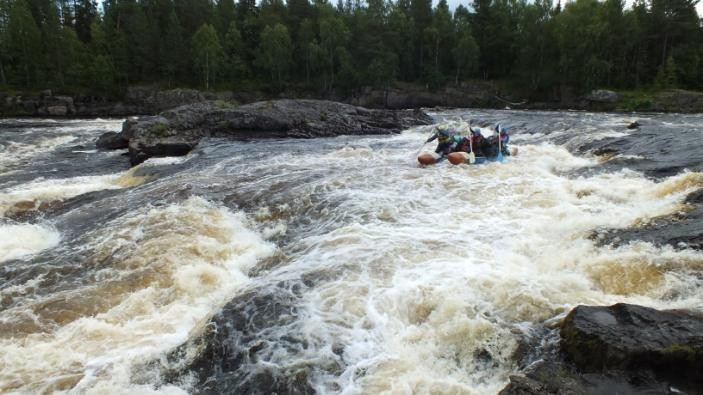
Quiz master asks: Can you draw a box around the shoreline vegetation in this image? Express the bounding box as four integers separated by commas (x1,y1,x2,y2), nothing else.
2,84,703,118
1,0,702,117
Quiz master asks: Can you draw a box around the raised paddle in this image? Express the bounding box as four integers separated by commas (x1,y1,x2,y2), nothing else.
466,120,476,164
496,124,504,163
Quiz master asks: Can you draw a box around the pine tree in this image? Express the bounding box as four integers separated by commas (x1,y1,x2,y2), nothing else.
654,55,678,89
215,0,236,37
410,0,431,76
162,10,185,87
6,0,42,86
453,23,479,84
74,0,97,42
0,0,8,86
224,21,248,87
431,0,453,74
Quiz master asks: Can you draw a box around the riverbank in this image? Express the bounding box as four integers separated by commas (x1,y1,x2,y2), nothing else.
2,84,703,117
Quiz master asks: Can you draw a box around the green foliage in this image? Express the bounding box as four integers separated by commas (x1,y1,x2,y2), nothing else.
654,56,678,89
162,10,186,88
6,0,41,87
150,122,169,136
617,90,654,111
223,21,248,88
453,23,479,84
256,23,292,86
90,54,116,94
215,99,236,108
192,23,223,90
1,0,702,98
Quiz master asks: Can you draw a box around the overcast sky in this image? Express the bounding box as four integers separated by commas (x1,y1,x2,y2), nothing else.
439,0,703,18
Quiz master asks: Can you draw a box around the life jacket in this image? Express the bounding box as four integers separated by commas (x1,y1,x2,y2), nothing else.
455,136,472,153
481,131,510,157
435,135,463,155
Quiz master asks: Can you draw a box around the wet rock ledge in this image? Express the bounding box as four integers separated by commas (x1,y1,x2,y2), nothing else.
501,303,703,395
96,99,433,165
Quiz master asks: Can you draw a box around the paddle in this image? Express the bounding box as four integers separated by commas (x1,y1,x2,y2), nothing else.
466,120,476,164
496,124,504,163
414,127,437,158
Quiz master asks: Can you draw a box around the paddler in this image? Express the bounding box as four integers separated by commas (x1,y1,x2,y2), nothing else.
425,125,465,157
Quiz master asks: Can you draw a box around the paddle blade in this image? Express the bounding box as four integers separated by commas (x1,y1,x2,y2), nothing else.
468,151,476,164
496,150,504,162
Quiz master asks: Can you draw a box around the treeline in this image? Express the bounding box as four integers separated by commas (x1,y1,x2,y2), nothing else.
0,0,701,98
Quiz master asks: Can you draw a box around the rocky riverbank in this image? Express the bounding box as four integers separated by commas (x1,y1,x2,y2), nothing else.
96,99,433,165
0,87,207,117
3,85,703,118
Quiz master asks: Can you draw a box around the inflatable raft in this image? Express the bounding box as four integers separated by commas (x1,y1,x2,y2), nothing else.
417,147,518,166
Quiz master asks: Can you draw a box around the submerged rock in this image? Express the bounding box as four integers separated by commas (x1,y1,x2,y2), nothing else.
97,99,433,165
154,287,318,394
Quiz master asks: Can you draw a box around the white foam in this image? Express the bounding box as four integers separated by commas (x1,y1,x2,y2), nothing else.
0,165,161,216
0,175,122,216
141,155,192,166
0,223,60,262
0,135,77,172
243,137,703,393
0,197,275,393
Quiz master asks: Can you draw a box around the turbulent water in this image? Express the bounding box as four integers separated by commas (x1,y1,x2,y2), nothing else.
1,110,702,394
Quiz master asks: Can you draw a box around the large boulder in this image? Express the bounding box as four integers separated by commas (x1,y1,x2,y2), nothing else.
560,303,703,378
99,99,433,165
500,303,703,394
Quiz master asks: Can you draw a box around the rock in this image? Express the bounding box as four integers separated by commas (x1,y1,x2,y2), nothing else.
153,288,316,394
46,105,68,116
101,99,433,165
652,89,703,113
147,89,206,112
499,303,703,395
627,121,640,129
560,303,703,389
498,375,550,395
95,131,128,150
585,90,620,103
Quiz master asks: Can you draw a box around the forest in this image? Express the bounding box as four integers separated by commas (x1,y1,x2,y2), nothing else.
0,0,701,99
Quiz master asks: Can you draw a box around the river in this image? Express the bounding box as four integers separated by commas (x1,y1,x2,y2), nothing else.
1,110,702,394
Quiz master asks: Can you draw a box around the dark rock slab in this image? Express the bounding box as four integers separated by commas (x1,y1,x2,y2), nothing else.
99,99,433,165
95,131,128,150
500,303,703,395
560,303,703,379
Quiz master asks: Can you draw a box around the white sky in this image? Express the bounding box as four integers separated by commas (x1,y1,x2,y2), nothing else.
441,0,703,18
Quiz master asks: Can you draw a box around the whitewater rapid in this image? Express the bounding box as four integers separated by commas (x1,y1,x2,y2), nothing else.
1,112,702,394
